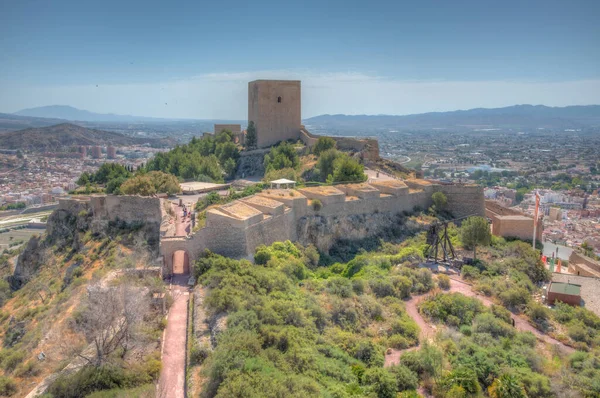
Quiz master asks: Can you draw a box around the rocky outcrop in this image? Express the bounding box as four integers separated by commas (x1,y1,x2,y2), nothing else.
235,148,269,178
10,235,45,290
296,212,408,253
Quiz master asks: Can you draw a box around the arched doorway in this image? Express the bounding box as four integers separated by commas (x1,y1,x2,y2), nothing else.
171,250,190,276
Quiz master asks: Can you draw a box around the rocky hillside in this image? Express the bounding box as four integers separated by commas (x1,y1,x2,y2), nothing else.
0,123,166,151
0,206,167,397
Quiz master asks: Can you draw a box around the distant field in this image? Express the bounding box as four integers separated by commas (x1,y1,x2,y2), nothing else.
0,228,42,251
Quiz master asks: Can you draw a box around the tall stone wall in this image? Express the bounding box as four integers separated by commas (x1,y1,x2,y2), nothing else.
214,124,241,134
568,251,600,277
438,185,486,220
248,80,302,148
89,196,163,225
182,182,485,259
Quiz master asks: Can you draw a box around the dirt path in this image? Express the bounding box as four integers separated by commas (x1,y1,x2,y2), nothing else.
384,277,573,367
158,204,191,398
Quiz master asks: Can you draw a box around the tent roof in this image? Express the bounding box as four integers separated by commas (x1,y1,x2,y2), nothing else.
270,178,296,184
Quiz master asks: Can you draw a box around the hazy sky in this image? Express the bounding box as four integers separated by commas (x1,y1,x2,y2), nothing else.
1,0,599,119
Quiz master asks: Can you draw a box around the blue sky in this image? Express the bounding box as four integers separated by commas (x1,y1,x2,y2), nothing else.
0,0,599,118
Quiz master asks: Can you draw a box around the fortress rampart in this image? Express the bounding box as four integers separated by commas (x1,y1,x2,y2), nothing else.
54,181,484,276
159,180,484,271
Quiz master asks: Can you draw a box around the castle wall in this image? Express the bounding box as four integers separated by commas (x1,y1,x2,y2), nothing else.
248,80,301,148
214,124,241,134
568,251,600,278
53,182,485,272
438,185,486,219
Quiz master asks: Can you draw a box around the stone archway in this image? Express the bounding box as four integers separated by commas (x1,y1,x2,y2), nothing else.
172,250,190,276
160,237,196,278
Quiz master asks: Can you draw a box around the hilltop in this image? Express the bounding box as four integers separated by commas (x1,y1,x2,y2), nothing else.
0,123,167,151
305,104,600,131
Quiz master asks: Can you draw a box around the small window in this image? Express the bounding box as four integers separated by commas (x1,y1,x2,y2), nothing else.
277,96,282,103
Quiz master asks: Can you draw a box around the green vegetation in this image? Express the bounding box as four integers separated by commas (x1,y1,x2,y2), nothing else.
314,149,366,183
187,209,600,397
77,163,132,194
48,361,160,398
313,136,336,156
120,171,180,196
263,142,300,173
0,203,25,211
193,240,434,397
460,216,491,260
145,129,240,182
246,121,257,149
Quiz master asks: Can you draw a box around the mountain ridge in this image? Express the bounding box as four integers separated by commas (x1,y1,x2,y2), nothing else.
0,123,168,151
14,105,174,123
304,104,600,131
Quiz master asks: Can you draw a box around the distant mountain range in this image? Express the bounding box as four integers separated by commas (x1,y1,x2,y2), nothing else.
3,104,600,135
304,105,600,131
0,123,168,151
14,105,169,123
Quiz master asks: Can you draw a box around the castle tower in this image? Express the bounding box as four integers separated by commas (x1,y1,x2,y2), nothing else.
248,80,301,148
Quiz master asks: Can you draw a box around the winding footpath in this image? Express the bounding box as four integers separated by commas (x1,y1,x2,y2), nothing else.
384,276,574,367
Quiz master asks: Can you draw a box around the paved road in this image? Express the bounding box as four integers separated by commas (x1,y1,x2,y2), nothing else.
542,242,573,262
384,277,573,367
158,203,191,398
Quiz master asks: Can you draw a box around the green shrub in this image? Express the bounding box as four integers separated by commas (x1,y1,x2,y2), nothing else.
419,293,484,326
527,302,551,324
498,287,529,308
0,349,24,373
14,360,40,377
461,265,480,280
311,199,322,211
254,247,272,265
389,364,418,391
48,365,127,398
0,376,16,396
472,313,515,338
437,274,451,290
190,344,211,366
364,367,397,398
72,266,83,278
352,279,365,295
388,334,411,350
327,277,353,298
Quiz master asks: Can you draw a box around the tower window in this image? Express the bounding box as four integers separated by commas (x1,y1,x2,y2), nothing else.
277,96,282,103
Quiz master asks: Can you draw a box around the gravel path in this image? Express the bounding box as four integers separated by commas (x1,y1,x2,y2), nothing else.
384,276,573,367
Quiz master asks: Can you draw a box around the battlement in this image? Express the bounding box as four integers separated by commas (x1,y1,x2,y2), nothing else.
49,182,484,272
197,181,485,258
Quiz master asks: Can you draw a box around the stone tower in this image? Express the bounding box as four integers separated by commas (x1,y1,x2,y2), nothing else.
248,80,301,148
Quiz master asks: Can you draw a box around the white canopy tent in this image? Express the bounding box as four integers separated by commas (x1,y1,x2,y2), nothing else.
269,178,296,189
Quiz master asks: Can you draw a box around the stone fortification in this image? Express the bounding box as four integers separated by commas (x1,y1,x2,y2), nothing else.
45,183,484,275
299,127,380,161
568,251,600,278
485,200,542,242
159,180,485,265
249,80,302,148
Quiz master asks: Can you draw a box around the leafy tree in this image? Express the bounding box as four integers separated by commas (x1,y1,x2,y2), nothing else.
263,142,299,172
313,136,336,156
488,373,527,398
460,216,491,260
364,368,397,398
263,167,300,183
332,154,366,183
313,148,365,183
315,148,339,181
432,191,448,210
246,121,257,149
120,171,180,196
